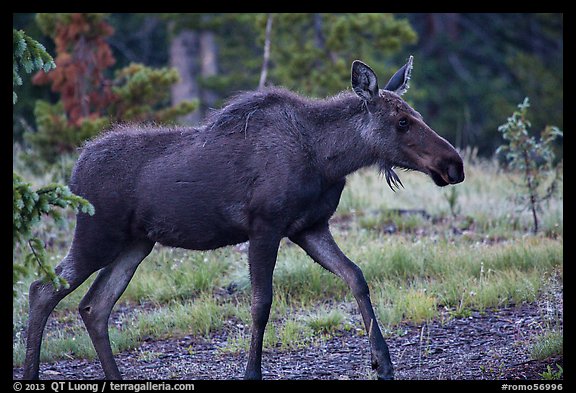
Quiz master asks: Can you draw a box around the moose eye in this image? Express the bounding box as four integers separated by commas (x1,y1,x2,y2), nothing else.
397,118,409,132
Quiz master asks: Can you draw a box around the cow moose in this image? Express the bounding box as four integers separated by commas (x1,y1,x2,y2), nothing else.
23,56,464,380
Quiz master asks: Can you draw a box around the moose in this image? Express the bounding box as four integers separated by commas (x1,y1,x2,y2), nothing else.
23,56,464,380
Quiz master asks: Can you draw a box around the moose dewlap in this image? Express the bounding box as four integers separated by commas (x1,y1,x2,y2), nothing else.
23,56,464,380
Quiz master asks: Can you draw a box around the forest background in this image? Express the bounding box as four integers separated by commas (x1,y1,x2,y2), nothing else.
13,13,563,162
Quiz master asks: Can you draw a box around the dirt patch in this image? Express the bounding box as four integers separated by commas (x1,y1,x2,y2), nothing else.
13,302,562,381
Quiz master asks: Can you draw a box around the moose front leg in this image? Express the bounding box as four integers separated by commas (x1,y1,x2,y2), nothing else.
290,223,394,380
244,233,281,380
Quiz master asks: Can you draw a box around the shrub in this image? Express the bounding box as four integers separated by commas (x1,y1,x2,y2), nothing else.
496,97,563,233
13,172,94,295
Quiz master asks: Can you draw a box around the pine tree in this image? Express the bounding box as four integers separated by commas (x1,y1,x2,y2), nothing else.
13,173,94,295
13,28,55,104
32,13,116,125
264,13,417,97
166,13,417,121
27,13,198,164
13,29,94,295
398,13,563,156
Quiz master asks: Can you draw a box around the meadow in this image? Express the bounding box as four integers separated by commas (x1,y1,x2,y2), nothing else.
12,148,563,373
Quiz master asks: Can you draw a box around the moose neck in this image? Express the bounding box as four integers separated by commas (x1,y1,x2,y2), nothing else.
308,93,376,182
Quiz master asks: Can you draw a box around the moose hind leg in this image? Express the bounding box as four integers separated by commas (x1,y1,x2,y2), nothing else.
23,253,97,380
79,241,154,380
244,235,280,380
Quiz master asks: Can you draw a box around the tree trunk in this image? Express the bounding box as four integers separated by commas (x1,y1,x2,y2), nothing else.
169,27,201,125
258,14,273,90
199,30,219,112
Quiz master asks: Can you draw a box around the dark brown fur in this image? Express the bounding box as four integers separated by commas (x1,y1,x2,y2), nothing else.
23,57,464,380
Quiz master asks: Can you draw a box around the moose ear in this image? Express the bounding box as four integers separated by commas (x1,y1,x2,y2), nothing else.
351,60,379,101
383,55,413,96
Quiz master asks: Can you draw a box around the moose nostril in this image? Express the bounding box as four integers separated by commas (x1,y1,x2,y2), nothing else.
447,163,464,183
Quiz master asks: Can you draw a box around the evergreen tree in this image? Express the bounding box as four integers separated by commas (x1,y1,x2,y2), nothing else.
13,173,94,295
166,13,262,122
15,13,562,159
32,13,116,125
400,13,563,156
13,29,94,295
13,28,55,104
265,13,417,97
26,13,198,164
166,13,417,122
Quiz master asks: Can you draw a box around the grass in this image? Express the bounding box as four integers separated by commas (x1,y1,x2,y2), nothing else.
121,247,232,303
531,330,563,360
126,295,234,338
12,151,563,367
305,307,350,334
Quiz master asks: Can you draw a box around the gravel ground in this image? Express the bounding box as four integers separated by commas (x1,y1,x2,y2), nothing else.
13,302,563,381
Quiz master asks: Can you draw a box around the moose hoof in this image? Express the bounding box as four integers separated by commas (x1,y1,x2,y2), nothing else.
243,371,262,380
372,360,394,380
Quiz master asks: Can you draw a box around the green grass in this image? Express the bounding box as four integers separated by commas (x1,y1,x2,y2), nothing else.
121,247,232,303
305,307,350,334
220,316,318,354
13,153,563,366
531,330,563,360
